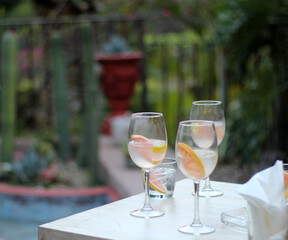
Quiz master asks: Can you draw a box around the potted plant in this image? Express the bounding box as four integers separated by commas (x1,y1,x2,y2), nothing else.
95,35,143,134
0,142,119,225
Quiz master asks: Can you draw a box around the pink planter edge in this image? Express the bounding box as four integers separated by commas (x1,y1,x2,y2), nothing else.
0,183,120,201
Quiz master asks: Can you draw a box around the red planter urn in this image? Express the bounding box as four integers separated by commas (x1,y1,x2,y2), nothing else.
96,52,143,134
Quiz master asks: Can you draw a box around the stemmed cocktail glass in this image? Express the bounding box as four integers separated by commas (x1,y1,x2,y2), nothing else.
190,100,225,197
128,112,168,218
176,120,218,235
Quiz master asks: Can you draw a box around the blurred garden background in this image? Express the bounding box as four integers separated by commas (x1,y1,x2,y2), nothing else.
1,0,288,185
0,0,288,238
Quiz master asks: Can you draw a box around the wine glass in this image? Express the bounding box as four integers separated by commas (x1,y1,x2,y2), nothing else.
127,112,168,218
190,100,225,197
176,120,218,235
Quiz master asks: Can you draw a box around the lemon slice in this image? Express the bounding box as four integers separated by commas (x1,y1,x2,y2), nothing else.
152,142,167,154
177,142,205,179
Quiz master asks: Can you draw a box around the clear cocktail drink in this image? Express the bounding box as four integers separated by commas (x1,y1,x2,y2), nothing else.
176,149,217,180
128,138,166,168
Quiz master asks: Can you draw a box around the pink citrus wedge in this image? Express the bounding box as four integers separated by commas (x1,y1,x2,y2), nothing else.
143,169,167,194
177,142,205,179
284,171,288,199
131,135,166,165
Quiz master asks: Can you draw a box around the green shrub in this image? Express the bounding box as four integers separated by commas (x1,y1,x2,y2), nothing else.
224,48,274,166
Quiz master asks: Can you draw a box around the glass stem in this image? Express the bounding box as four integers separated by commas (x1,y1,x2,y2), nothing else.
143,169,152,211
192,181,202,225
203,177,212,190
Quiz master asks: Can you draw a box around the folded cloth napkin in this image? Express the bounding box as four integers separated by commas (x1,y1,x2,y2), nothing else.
238,160,288,240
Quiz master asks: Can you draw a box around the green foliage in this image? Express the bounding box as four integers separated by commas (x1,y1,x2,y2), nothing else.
16,77,42,130
145,0,223,36
138,30,218,148
215,0,276,82
215,0,288,163
144,31,218,96
35,139,55,157
12,150,50,184
0,0,22,14
50,31,70,160
5,0,35,18
1,31,19,163
78,23,101,184
0,143,55,185
164,90,194,148
101,35,131,54
144,31,201,46
224,48,275,165
131,78,194,149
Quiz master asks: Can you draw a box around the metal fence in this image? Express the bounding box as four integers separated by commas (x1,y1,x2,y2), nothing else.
0,14,226,153
0,15,147,129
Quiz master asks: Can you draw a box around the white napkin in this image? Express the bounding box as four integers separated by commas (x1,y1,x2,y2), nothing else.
237,160,288,240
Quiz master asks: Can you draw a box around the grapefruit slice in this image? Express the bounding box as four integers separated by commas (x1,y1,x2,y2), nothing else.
131,135,166,165
177,142,205,179
215,126,225,143
284,171,288,199
150,169,167,194
143,169,167,194
284,171,288,188
132,134,149,143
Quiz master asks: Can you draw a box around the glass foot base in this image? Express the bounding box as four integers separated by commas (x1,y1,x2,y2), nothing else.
130,209,164,218
192,188,224,197
199,188,223,197
178,224,215,235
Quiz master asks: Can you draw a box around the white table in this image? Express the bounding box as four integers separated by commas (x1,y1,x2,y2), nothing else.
38,180,247,240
